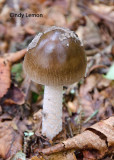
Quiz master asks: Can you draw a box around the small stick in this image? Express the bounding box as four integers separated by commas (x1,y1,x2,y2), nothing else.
13,0,21,26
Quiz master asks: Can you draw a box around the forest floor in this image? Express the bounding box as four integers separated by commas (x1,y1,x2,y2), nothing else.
0,0,114,160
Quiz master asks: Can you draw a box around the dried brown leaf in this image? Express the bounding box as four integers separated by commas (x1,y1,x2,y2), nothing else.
90,4,114,17
0,49,26,99
39,117,114,159
48,6,66,27
88,117,114,147
80,74,111,97
31,151,77,160
76,16,101,46
0,58,11,99
0,121,22,159
43,150,77,160
4,85,25,105
80,74,97,97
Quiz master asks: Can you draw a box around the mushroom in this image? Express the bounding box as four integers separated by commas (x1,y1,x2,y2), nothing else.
23,26,87,140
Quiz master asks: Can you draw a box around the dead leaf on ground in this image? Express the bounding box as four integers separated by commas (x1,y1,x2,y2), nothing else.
76,16,102,47
100,87,114,107
0,49,26,99
80,74,111,97
31,150,77,160
42,150,77,160
90,4,114,17
4,85,25,105
38,117,114,160
46,6,66,27
0,121,22,159
0,58,11,99
80,74,98,97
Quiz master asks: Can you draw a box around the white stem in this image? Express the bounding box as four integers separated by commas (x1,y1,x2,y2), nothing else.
42,86,63,139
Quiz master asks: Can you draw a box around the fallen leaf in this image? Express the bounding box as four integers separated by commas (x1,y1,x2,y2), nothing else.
100,87,114,106
38,117,114,160
90,4,114,17
4,85,25,105
76,16,102,47
31,151,77,160
48,6,66,26
80,74,97,97
80,74,111,96
0,121,22,159
0,58,11,99
0,49,26,99
43,150,77,160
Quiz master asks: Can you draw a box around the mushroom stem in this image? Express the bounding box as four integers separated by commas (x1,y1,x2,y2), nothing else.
42,85,63,139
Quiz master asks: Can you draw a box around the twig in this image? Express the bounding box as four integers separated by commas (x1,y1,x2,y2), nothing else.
65,117,73,138
13,0,21,26
84,109,99,124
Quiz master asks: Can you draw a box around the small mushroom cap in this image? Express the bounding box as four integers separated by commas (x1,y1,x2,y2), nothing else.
23,26,87,86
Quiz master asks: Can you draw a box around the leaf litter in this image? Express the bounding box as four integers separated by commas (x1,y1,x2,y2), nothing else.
0,0,114,160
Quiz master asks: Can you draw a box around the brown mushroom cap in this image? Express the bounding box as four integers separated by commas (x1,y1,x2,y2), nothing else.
23,26,87,86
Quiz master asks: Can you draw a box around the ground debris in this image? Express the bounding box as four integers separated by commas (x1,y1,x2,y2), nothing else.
0,49,26,99
38,117,114,160
0,121,22,159
0,0,114,159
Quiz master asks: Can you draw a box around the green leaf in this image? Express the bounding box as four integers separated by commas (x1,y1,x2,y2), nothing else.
104,64,114,80
11,63,22,73
11,63,23,83
32,92,39,103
